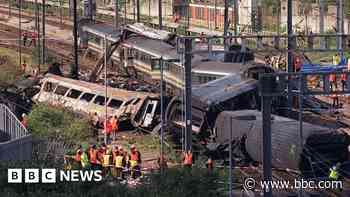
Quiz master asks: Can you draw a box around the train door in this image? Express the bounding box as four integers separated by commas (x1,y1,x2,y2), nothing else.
142,100,158,128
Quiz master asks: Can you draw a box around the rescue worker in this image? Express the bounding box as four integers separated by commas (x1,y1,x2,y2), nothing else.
329,163,341,181
30,32,37,47
329,74,337,91
89,145,99,170
22,31,28,46
331,93,340,108
103,117,113,143
21,60,27,73
183,150,193,170
110,115,118,141
21,113,28,128
80,149,90,169
92,112,100,137
74,146,83,168
340,73,347,91
102,148,112,176
115,146,125,179
97,144,106,170
333,53,340,66
129,144,141,179
206,158,214,172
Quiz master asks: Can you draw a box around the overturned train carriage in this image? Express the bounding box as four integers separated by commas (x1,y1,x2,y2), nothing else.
33,74,160,127
166,63,274,137
214,110,350,176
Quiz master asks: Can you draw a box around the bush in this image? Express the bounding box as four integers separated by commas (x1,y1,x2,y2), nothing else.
27,103,92,143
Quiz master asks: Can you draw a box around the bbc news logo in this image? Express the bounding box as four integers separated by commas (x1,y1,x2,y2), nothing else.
8,169,103,183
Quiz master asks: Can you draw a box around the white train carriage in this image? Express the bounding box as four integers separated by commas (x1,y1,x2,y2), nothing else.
33,74,156,120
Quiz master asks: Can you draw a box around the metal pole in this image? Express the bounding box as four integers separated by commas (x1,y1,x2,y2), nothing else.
214,0,217,29
148,0,151,23
287,0,293,109
262,93,272,197
19,0,22,68
186,0,190,30
42,0,46,64
336,0,344,56
104,35,108,145
159,0,162,29
160,57,164,174
73,0,79,79
184,38,192,152
298,76,304,197
115,0,119,28
36,0,41,67
136,0,140,22
124,0,127,24
60,0,63,28
233,0,238,38
8,0,11,17
224,0,228,36
319,0,325,48
229,117,233,197
133,0,136,22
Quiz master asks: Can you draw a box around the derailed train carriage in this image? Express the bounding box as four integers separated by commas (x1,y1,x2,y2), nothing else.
214,110,350,177
33,74,161,129
165,62,274,137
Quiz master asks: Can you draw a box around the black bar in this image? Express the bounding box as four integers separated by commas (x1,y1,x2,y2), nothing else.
158,0,162,29
184,38,192,152
73,0,79,79
262,94,272,197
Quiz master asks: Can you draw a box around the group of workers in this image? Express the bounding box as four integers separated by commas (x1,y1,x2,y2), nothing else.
22,31,38,47
91,112,119,142
67,143,142,179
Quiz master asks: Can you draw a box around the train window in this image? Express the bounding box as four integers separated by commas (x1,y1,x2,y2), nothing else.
66,89,82,99
93,95,109,106
108,99,123,109
80,93,95,102
151,59,160,70
54,85,69,96
43,82,57,92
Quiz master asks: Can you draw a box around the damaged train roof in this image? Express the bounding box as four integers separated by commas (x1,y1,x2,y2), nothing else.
192,73,257,108
82,23,121,42
42,74,155,100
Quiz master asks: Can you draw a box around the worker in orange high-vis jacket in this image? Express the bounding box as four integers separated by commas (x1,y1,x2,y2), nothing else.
110,115,118,141
183,150,193,170
329,74,337,91
129,144,141,179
